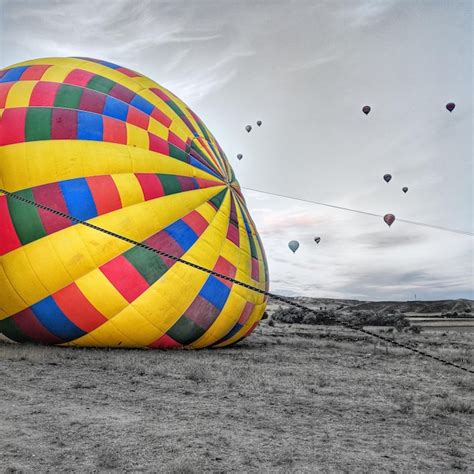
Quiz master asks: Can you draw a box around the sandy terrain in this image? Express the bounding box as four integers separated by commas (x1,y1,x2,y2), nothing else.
0,323,472,472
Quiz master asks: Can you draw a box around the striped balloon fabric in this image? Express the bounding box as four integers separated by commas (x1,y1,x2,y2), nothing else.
0,57,268,349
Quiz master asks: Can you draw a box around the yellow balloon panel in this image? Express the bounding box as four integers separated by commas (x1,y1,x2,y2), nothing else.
0,57,268,348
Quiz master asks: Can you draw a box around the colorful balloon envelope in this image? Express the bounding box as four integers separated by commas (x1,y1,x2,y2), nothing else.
256,120,262,127
362,105,371,115
288,240,300,253
383,214,396,227
314,237,321,244
245,125,252,132
446,102,455,112
0,57,268,349
383,174,392,183
402,187,408,193
237,153,243,160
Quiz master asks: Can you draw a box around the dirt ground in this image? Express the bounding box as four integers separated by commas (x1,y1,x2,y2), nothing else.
0,323,472,473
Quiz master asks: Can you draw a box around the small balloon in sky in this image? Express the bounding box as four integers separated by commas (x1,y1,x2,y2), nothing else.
446,102,455,112
245,125,252,132
383,174,392,183
237,153,243,160
288,240,300,253
256,120,262,126
384,214,396,227
402,187,408,193
314,237,321,244
362,105,371,115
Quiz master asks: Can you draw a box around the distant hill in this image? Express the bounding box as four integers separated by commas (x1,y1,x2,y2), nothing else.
268,297,473,315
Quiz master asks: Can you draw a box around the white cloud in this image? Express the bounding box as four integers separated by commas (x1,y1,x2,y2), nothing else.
339,0,398,28
2,0,472,299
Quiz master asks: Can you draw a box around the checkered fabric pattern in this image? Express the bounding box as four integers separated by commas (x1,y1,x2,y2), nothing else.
0,57,268,348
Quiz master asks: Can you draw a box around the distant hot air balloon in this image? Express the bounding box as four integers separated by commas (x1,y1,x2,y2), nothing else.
446,102,455,112
402,187,408,193
257,120,262,126
314,237,321,244
237,153,243,160
245,125,252,132
383,174,392,183
384,214,396,227
288,240,300,253
362,105,371,115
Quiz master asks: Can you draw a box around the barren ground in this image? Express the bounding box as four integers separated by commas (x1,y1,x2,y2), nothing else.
0,323,472,472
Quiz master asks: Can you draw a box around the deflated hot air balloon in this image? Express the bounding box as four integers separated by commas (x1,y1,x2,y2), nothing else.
237,154,243,160
383,214,396,227
245,125,252,132
383,174,392,183
288,241,300,253
446,102,455,112
362,105,371,115
0,57,268,349
402,187,408,193
314,237,321,244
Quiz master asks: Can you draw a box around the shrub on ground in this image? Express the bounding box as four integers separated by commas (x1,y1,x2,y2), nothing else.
271,307,337,325
338,310,409,329
271,306,409,328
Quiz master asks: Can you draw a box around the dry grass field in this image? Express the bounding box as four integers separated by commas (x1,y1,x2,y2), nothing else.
0,322,472,472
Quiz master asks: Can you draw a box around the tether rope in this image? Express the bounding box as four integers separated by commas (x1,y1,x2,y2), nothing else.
0,187,472,374
242,186,474,236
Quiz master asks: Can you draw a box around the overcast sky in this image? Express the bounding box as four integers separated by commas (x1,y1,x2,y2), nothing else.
1,0,472,300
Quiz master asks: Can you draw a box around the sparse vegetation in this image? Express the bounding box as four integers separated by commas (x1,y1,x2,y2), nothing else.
271,306,337,325
96,448,121,470
272,447,296,468
441,311,474,318
271,306,410,329
164,458,199,474
184,363,212,384
430,398,474,416
392,393,415,415
0,324,472,472
447,439,466,459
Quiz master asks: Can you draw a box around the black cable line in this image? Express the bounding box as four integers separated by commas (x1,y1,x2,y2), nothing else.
241,186,474,236
0,187,472,374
